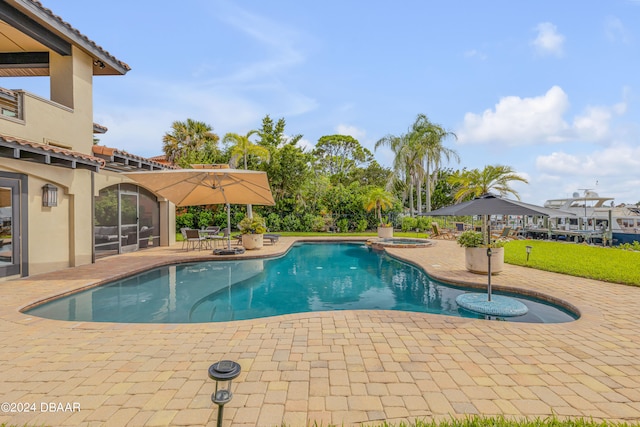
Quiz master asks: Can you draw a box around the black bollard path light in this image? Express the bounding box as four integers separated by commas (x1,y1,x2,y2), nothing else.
526,245,532,262
208,360,241,427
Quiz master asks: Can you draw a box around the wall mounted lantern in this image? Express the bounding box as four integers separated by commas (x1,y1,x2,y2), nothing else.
42,184,58,207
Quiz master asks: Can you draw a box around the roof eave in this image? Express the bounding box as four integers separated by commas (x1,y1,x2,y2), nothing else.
7,0,130,76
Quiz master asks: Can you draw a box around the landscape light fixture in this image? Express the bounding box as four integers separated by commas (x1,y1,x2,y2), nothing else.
42,183,57,207
526,245,532,262
208,360,241,427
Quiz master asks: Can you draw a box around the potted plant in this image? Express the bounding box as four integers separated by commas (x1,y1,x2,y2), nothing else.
237,214,267,250
377,222,394,238
363,188,395,238
456,230,506,274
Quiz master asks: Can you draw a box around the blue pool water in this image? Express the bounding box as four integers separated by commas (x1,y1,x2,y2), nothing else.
26,242,577,324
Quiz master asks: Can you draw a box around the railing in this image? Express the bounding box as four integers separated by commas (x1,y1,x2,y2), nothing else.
0,87,22,120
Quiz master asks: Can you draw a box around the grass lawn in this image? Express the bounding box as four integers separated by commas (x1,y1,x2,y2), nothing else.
298,415,640,427
504,239,640,286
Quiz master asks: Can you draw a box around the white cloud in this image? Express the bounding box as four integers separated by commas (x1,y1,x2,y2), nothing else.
604,16,631,44
531,22,565,57
296,137,315,152
536,145,640,177
336,124,366,141
572,106,613,141
457,86,570,145
534,145,640,203
457,86,627,146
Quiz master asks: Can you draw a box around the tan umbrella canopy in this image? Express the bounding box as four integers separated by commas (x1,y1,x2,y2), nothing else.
125,168,275,251
125,168,275,207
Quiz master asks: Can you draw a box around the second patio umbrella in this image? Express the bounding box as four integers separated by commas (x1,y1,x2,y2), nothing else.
422,193,574,316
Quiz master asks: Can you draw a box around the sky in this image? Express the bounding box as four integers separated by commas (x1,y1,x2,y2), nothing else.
11,1,640,205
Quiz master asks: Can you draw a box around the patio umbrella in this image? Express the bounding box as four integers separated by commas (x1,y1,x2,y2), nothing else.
424,193,573,242
125,168,275,251
421,193,575,307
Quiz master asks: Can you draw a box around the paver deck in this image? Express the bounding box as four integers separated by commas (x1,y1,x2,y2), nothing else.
1,236,639,426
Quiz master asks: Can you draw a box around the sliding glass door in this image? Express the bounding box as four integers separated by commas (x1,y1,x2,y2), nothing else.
0,174,24,277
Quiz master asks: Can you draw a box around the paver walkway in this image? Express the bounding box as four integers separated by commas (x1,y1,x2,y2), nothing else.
1,237,639,427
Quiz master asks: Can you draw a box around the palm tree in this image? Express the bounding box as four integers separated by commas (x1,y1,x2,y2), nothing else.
448,164,529,245
223,131,270,217
375,133,420,216
162,119,219,166
449,164,529,202
409,114,459,213
223,130,270,169
363,187,395,225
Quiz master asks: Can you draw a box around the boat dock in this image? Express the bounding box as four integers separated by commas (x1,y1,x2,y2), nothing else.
521,227,608,244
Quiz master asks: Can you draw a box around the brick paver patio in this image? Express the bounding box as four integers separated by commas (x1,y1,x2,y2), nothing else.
1,237,639,426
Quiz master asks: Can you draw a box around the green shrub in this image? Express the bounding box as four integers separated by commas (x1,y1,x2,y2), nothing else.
300,213,318,232
282,214,302,232
355,218,369,232
266,213,282,231
196,210,213,229
416,216,431,231
176,212,195,231
401,216,417,232
616,241,640,251
336,218,349,233
311,215,327,232
213,210,228,227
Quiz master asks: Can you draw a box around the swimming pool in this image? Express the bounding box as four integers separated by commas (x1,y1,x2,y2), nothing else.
25,242,577,324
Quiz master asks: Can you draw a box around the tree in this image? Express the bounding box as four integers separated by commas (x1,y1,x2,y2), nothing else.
223,130,270,170
313,135,373,184
363,187,395,226
448,164,529,202
162,119,220,167
430,168,456,210
375,132,420,216
350,160,393,188
223,130,271,217
409,114,459,213
256,115,302,149
254,115,309,207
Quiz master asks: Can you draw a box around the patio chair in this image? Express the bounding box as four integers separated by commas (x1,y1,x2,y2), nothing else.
184,229,207,251
264,233,280,245
204,226,224,248
431,222,455,240
180,228,189,250
491,226,512,240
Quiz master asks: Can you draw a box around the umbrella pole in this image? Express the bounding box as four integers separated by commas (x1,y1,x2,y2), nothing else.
226,203,231,250
486,214,492,302
487,247,492,301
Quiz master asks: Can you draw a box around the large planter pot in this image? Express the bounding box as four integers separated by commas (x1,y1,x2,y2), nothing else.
242,233,264,250
377,226,393,238
464,247,504,275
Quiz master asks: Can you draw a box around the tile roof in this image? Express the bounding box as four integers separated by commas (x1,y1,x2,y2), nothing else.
21,0,131,74
92,145,179,171
0,133,105,170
